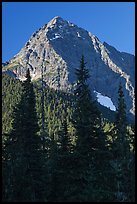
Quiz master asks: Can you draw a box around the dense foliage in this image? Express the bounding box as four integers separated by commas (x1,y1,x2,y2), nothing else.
2,57,135,202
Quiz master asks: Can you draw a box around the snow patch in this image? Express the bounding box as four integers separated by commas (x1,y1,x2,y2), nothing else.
69,22,74,27
68,21,74,27
77,32,81,38
50,33,63,40
55,33,62,38
91,35,99,53
94,90,116,111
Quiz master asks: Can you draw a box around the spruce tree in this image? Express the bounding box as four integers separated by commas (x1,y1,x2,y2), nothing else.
71,55,110,202
48,115,74,202
47,134,59,202
57,116,74,202
3,69,46,202
111,82,133,201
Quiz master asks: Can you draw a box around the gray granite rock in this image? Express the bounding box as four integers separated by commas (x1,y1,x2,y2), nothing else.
3,16,135,121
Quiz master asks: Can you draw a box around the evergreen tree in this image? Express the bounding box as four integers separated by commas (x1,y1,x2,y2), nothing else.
57,116,74,202
48,115,74,202
2,69,46,202
47,135,59,202
111,82,134,201
71,55,110,201
115,82,127,138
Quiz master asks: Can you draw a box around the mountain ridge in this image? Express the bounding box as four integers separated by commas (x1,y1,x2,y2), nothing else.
2,16,135,122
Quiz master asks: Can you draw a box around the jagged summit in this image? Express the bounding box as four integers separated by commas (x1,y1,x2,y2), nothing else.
47,16,77,27
52,15,62,19
46,16,65,27
48,16,64,22
2,16,135,122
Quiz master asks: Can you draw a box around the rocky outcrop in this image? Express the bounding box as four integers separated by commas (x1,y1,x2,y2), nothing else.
3,16,135,121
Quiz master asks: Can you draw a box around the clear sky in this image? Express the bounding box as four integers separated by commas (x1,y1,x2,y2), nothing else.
2,2,135,62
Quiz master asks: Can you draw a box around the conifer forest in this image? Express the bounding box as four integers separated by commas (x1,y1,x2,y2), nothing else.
2,56,135,202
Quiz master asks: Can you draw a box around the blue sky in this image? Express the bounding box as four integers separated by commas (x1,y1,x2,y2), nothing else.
2,2,135,62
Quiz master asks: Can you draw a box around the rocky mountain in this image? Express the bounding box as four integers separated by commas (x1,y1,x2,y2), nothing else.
2,16,135,122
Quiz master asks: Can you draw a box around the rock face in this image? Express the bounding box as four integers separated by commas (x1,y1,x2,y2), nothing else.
3,16,135,121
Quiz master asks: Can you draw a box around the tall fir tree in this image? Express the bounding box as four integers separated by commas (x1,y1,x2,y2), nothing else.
47,114,74,202
2,69,46,202
47,133,60,202
110,82,134,201
71,55,110,202
57,116,74,202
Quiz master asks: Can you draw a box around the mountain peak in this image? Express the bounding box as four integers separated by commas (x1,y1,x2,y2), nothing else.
50,16,64,23
51,16,63,20
3,16,135,122
47,16,66,28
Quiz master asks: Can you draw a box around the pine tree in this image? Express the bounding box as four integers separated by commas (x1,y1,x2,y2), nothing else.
47,113,74,202
111,82,133,201
115,82,127,139
57,116,74,201
3,69,46,202
47,135,59,202
71,55,110,201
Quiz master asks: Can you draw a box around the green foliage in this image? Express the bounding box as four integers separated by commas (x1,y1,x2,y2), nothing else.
110,83,135,202
70,56,112,202
2,74,23,136
2,61,135,202
2,69,45,202
47,118,75,202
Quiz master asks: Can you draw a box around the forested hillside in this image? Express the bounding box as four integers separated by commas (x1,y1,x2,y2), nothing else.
2,57,135,202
